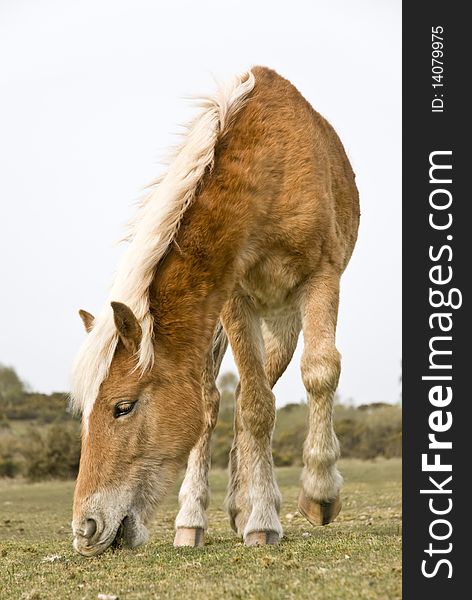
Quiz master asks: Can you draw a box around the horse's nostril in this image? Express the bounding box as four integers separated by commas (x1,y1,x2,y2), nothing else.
84,518,97,539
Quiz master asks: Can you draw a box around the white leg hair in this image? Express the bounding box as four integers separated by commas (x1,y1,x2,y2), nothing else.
174,323,227,535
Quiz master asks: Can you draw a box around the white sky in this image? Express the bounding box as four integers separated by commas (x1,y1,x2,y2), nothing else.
0,0,401,406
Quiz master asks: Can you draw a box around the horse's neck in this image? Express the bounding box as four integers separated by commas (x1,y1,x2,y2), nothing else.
148,197,242,367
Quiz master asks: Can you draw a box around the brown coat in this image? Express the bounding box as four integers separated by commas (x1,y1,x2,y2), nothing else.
72,66,359,555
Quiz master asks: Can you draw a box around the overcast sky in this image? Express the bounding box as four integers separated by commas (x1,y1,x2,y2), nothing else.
0,0,401,406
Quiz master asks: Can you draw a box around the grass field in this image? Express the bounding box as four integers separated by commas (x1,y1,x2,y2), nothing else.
0,459,401,600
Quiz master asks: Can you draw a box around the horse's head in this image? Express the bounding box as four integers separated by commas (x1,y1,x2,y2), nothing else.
72,302,203,556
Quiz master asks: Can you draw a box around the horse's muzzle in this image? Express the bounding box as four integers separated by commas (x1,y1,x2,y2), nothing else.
72,511,149,556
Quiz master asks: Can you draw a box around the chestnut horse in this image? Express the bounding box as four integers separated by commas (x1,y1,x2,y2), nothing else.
71,66,359,555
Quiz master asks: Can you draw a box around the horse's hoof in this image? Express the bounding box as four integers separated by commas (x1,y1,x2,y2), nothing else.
173,527,204,547
298,489,342,526
244,531,280,546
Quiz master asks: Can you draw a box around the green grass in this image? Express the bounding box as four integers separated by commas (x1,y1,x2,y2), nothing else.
0,459,401,600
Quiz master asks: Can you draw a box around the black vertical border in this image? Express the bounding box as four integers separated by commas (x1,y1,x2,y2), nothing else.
403,2,469,598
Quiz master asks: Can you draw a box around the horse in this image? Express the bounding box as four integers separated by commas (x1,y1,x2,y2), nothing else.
71,66,359,556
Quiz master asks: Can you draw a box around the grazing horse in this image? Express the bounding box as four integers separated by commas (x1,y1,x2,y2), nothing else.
71,66,359,556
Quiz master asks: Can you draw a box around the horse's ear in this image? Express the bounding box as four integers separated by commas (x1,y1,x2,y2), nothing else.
79,309,95,333
111,302,141,354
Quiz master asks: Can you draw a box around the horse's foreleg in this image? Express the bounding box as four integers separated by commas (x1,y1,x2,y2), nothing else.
299,271,343,526
174,324,227,547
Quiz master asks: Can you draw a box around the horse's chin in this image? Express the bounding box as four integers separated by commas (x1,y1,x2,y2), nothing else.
114,513,150,549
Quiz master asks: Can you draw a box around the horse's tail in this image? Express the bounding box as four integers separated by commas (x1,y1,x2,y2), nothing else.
212,320,228,379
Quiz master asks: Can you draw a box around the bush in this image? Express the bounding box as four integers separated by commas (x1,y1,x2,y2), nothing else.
336,404,402,460
2,392,71,422
0,438,21,477
21,421,81,481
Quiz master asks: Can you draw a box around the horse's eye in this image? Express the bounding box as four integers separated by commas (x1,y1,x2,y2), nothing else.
113,401,137,419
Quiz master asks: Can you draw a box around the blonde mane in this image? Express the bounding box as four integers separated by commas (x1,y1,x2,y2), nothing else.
71,70,255,421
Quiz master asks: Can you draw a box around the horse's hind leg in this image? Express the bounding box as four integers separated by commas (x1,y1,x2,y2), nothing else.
226,314,300,538
299,271,343,526
223,299,300,545
174,323,227,547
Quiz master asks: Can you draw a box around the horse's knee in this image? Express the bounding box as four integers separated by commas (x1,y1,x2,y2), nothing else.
301,346,341,396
